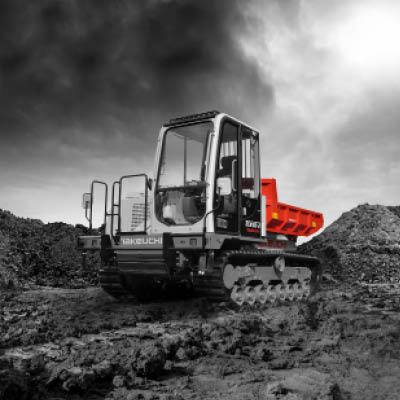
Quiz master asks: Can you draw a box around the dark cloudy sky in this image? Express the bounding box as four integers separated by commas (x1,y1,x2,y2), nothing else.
1,0,400,236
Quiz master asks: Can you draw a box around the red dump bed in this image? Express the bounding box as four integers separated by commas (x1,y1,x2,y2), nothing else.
261,179,323,237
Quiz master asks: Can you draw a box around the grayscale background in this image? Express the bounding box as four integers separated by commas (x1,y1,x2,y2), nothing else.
1,0,399,233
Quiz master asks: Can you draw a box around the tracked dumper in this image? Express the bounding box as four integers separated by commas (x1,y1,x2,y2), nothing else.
79,111,323,305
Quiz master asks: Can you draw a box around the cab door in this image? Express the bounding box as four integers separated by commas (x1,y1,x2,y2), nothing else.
214,120,239,234
239,127,261,237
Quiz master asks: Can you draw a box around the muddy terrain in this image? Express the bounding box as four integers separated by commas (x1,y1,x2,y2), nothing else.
1,205,400,399
1,282,400,400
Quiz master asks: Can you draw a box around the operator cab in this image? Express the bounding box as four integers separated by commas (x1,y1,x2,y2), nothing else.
151,111,262,238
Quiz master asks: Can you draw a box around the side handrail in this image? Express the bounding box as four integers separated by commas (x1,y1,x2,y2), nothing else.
110,181,120,239
89,180,108,232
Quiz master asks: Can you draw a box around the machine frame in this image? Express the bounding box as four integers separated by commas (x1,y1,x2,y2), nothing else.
79,111,323,305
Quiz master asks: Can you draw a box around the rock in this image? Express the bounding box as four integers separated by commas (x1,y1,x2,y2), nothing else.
313,336,340,350
175,347,187,361
93,360,113,377
5,349,45,373
265,369,342,400
268,358,290,370
252,345,274,362
113,374,126,388
132,342,167,377
61,367,96,392
161,334,182,359
322,273,339,284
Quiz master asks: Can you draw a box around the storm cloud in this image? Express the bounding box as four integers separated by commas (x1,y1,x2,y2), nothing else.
0,0,276,221
0,0,273,144
1,0,400,232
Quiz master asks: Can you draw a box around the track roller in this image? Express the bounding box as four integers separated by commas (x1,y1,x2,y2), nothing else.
302,281,311,298
254,284,267,304
231,285,245,306
293,282,303,300
275,283,287,302
192,250,321,306
286,284,295,301
266,285,277,303
244,286,256,305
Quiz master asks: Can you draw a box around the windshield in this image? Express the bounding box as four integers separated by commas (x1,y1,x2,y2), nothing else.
156,122,212,225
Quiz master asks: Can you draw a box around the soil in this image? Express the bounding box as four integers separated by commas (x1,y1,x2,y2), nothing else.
299,204,400,283
2,205,400,399
1,283,400,400
0,209,99,290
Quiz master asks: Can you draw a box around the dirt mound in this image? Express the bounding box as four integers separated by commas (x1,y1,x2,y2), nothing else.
300,204,400,283
0,209,98,289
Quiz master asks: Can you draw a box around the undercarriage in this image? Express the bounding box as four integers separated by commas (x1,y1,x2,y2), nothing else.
193,250,321,305
95,243,321,306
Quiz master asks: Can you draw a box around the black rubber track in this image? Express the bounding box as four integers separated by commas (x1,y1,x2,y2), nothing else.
192,265,228,301
192,250,322,302
98,268,129,298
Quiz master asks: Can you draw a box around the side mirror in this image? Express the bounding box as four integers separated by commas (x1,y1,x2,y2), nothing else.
216,177,232,196
82,193,92,210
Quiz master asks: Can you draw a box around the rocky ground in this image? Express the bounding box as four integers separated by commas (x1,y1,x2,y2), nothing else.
1,282,400,400
2,204,400,399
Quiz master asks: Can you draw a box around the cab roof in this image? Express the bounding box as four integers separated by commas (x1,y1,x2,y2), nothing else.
163,110,259,133
163,110,220,127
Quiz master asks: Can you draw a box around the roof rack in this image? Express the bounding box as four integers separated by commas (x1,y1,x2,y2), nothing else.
164,110,220,127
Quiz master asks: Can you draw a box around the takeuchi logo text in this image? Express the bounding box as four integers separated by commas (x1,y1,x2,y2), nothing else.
121,236,163,246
